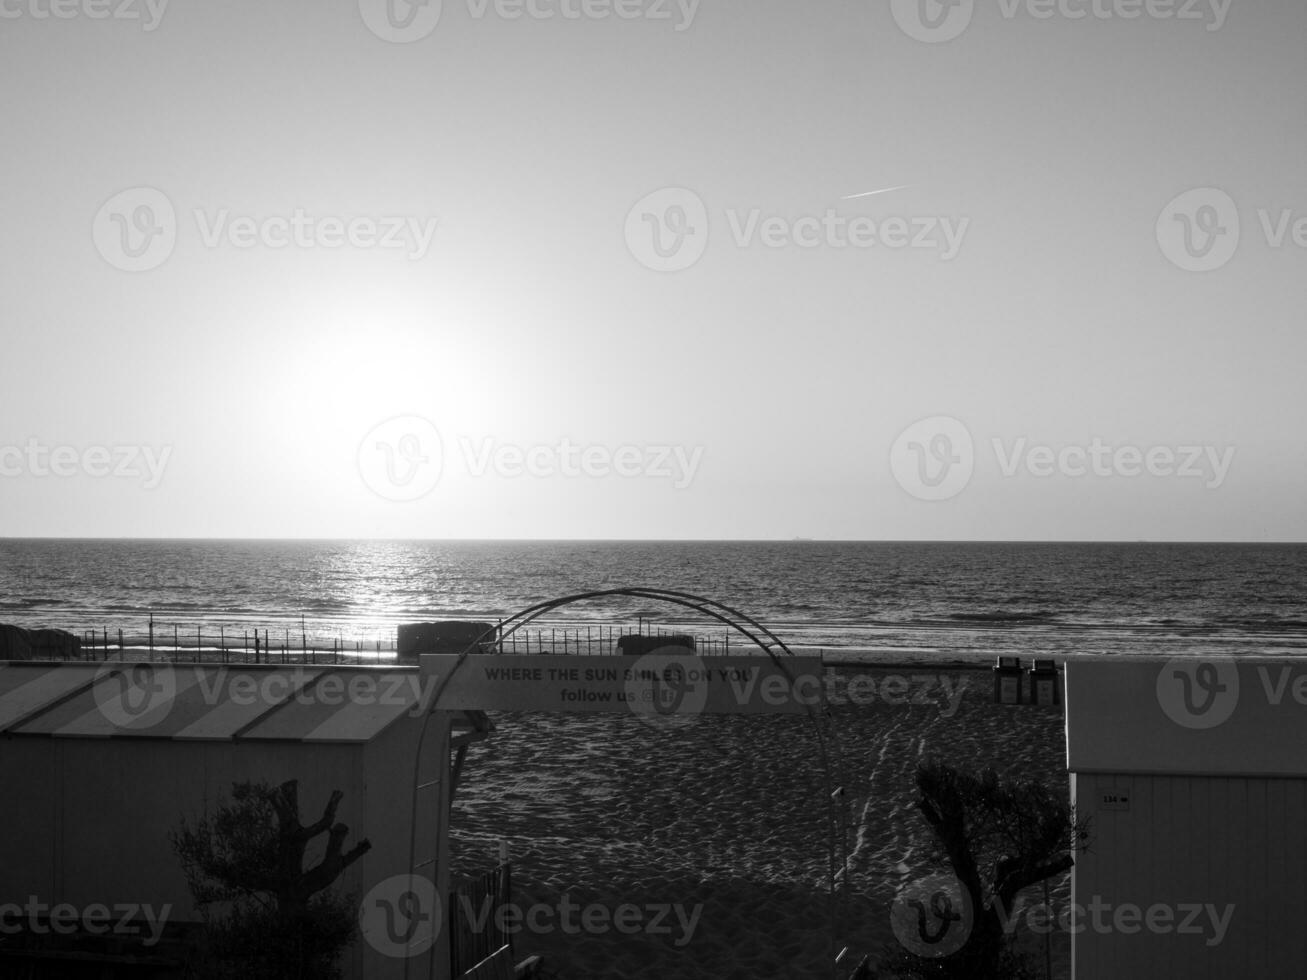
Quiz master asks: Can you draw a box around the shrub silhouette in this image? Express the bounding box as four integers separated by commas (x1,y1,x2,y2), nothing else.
875,760,1088,979
171,779,372,979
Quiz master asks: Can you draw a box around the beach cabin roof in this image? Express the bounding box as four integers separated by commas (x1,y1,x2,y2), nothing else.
1066,658,1307,778
0,661,489,745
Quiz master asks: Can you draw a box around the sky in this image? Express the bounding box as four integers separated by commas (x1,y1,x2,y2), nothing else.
0,0,1303,540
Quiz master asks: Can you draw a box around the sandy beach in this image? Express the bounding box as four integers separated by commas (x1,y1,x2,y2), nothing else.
450,664,1070,979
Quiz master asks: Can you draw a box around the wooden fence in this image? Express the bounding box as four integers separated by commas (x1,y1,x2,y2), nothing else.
450,862,514,978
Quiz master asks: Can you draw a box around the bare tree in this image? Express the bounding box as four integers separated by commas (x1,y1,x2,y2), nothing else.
878,760,1088,979
171,779,372,979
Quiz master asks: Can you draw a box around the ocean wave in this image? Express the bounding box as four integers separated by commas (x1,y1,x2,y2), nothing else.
1210,615,1307,631
301,600,353,613
941,611,1060,625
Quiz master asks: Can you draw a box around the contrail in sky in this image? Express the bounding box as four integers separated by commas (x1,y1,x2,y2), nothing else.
841,185,911,200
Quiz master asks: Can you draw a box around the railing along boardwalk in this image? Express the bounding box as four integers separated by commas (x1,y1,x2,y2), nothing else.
75,623,398,665
14,619,739,664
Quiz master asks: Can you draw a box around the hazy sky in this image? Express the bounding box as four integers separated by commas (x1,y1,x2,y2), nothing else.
1,0,1303,540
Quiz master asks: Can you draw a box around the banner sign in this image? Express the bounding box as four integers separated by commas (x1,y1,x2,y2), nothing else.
422,654,824,715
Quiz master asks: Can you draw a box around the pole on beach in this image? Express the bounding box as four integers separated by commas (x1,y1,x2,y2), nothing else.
148,614,154,654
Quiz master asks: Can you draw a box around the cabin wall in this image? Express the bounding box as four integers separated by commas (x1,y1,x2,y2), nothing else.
0,737,380,976
1071,771,1307,979
361,710,452,980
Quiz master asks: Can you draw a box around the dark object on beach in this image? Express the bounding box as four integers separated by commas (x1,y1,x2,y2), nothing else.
397,620,498,662
0,622,81,660
1028,659,1060,706
992,656,1022,704
615,633,695,656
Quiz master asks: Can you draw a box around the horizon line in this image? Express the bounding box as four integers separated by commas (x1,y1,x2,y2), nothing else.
1,536,1304,545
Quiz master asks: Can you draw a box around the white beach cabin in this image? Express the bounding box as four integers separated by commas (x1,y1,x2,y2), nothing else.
1065,658,1307,978
0,660,490,978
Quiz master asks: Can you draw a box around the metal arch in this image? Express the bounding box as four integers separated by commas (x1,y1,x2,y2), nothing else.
407,587,847,980
482,586,802,660
484,588,780,661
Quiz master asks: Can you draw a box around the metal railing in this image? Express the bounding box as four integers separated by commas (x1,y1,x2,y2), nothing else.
15,619,741,664
76,621,398,664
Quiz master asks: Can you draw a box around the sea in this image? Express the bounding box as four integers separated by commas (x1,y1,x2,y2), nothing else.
1,539,1305,663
